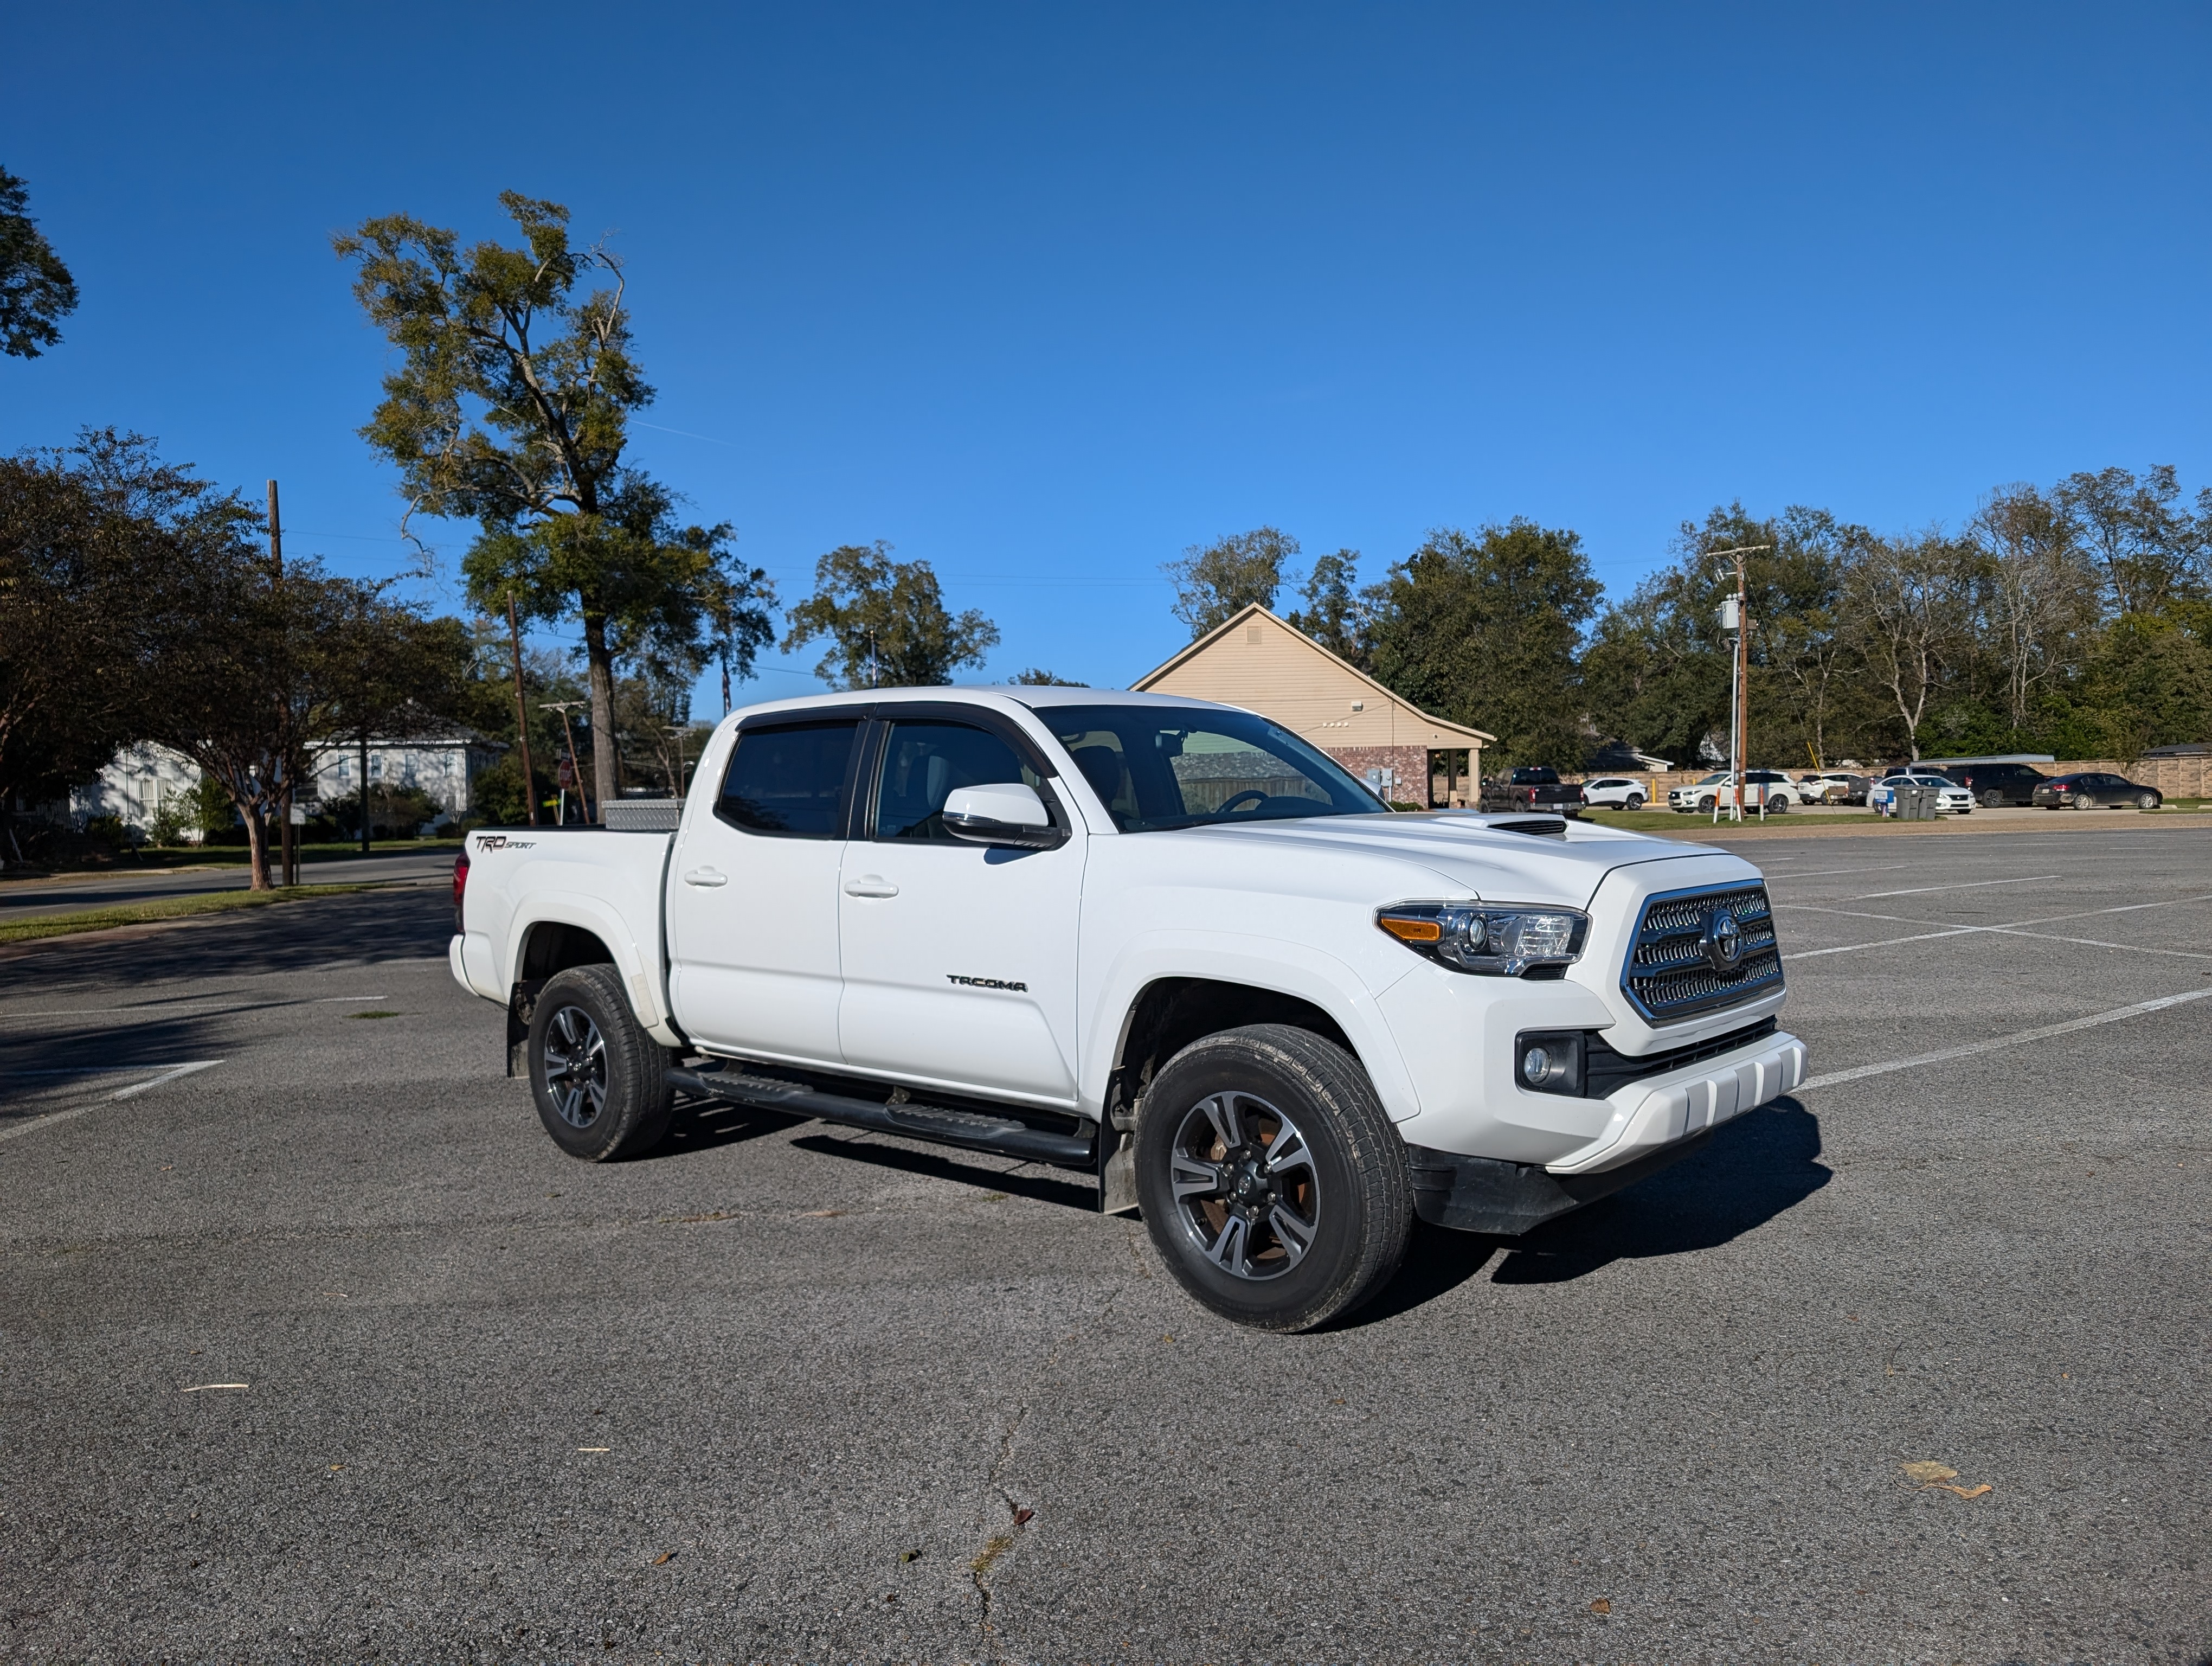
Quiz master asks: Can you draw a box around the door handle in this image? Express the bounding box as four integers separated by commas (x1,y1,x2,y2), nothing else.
684,868,728,888
843,875,899,898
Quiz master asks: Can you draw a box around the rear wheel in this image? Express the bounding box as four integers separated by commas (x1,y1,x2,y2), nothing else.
1980,790,2004,808
2073,794,2097,811
1767,793,1789,813
528,964,674,1161
1625,792,1645,810
1135,1024,1411,1332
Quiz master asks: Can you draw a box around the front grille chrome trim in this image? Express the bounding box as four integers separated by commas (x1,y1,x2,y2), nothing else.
1620,881,1783,1024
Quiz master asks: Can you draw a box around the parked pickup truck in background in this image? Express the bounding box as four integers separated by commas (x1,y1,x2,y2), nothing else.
1478,765,1585,817
451,687,1804,1331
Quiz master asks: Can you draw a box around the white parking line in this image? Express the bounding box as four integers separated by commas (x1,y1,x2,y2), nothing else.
1853,875,2057,899
0,1060,225,1145
1777,892,2212,959
1796,989,2212,1091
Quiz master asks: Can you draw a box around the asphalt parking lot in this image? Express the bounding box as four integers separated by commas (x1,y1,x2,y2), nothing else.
3,822,2207,1664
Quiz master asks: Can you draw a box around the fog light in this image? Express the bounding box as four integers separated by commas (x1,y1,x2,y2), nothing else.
1513,1029,1587,1096
1522,1046,1555,1085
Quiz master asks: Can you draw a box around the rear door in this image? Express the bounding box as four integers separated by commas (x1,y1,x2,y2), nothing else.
836,709,1084,1105
667,714,863,1067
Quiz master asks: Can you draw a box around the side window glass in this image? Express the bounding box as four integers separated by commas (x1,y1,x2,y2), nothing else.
1057,729,1136,821
716,721,859,836
874,721,1043,842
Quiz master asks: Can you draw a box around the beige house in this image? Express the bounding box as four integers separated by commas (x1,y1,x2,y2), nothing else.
1133,604,1495,806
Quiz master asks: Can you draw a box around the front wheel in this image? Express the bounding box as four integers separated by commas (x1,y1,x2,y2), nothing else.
1135,1024,1411,1332
1697,796,1716,813
2138,793,2158,810
528,964,674,1161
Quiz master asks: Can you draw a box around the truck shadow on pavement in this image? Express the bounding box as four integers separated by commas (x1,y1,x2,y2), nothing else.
1489,1100,1830,1285
1353,1101,1830,1322
785,1129,1102,1210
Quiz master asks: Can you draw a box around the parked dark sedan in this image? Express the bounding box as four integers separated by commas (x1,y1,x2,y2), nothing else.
1946,760,2050,807
2031,771,2163,810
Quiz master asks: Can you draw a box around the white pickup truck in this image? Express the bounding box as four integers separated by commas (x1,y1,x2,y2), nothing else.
451,686,1805,1331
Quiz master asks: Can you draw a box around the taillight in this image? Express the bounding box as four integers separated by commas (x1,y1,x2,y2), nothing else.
453,849,470,932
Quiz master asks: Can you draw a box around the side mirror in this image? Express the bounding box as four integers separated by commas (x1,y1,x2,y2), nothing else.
941,782,1064,849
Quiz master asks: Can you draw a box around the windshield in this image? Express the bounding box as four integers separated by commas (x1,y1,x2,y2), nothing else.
1041,705,1387,831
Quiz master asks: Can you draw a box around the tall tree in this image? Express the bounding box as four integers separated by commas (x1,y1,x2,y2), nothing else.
0,166,78,359
2052,465,2204,620
1163,527,1296,638
0,433,155,856
1285,549,1367,662
337,192,736,815
785,543,999,689
1840,529,1977,761
1971,483,2099,733
1364,521,1600,768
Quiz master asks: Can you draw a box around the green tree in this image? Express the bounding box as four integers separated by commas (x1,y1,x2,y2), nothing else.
337,193,747,815
1364,521,1600,768
2053,465,2205,621
0,434,152,857
1285,549,1367,663
1009,668,1086,685
0,166,78,359
784,543,999,689
1163,527,1296,639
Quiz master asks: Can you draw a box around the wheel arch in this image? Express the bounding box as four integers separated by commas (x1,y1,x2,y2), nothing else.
503,903,679,1073
1097,972,1412,1134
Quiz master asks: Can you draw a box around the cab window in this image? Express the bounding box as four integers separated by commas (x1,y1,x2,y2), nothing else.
716,720,860,837
873,720,1046,842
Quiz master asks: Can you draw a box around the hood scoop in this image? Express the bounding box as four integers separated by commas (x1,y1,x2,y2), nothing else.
1488,816,1568,837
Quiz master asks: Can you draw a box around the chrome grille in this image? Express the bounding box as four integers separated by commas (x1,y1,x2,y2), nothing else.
1621,883,1783,1023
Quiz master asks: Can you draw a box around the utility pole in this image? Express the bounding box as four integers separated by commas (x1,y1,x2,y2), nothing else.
506,594,538,825
268,480,297,887
1708,544,1772,824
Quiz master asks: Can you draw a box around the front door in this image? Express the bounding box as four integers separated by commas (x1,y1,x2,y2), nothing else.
667,715,863,1068
837,715,1084,1106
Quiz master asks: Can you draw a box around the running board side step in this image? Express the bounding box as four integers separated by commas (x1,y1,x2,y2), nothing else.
667,1065,1096,1168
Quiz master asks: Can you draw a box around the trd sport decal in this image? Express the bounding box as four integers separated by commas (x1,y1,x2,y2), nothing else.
947,975,1029,992
475,836,536,850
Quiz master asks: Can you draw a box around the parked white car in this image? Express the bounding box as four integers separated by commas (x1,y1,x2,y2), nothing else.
451,687,1803,1332
1869,773,1973,816
1667,770,1799,813
1579,776,1649,810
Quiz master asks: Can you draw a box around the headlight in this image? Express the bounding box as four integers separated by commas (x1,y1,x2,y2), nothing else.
1375,901,1590,976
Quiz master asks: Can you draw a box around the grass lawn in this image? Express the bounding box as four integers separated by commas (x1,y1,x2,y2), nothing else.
7,839,463,877
1570,805,1880,835
0,882,385,945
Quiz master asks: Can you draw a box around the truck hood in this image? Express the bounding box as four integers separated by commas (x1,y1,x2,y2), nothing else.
1163,811,1739,909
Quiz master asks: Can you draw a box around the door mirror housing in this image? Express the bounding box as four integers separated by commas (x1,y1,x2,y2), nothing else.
941,782,1064,848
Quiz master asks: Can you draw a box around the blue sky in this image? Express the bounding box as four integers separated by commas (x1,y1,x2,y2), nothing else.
6,4,2208,706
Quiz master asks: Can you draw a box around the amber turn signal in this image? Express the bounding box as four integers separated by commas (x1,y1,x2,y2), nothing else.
1378,914,1443,943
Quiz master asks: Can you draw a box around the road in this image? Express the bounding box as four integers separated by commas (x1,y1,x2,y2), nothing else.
0,849,458,920
2,825,2206,1662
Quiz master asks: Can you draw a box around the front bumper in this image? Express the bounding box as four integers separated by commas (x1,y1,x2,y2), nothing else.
1544,1027,1805,1174
1403,1025,1806,1233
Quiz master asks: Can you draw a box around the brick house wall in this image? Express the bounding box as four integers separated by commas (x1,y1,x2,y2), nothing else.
1325,745,1432,802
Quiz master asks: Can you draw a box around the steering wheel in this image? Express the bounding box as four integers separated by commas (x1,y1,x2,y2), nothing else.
1217,790,1270,815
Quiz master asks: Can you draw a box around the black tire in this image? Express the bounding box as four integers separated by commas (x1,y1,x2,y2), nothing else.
2138,792,2158,810
1768,794,1790,814
1697,796,1715,813
2073,794,2096,811
528,964,674,1161
1980,790,2004,808
1625,793,1645,810
1134,1024,1412,1332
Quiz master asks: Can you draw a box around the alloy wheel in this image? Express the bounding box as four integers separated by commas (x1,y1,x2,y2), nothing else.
543,1004,608,1127
1167,1091,1319,1280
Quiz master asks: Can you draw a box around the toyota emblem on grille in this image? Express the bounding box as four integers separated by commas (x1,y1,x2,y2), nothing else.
1701,908,1744,972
